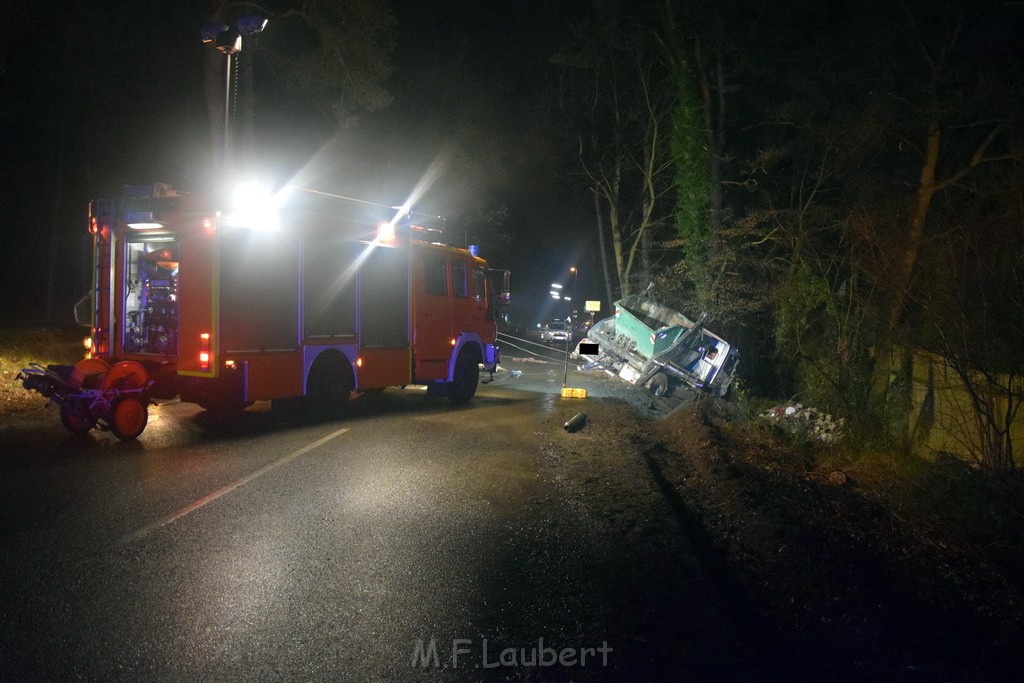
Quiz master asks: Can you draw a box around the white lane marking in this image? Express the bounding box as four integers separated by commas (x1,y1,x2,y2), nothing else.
117,427,349,545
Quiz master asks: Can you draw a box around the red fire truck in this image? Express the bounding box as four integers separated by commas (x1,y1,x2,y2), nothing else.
65,182,509,438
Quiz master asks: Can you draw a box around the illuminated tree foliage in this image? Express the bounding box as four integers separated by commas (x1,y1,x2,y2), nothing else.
670,66,711,303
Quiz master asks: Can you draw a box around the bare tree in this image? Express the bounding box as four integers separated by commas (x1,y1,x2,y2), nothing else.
552,15,678,298
864,4,1022,420
916,217,1024,471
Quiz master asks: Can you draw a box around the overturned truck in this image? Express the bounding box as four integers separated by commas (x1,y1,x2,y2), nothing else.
579,287,739,398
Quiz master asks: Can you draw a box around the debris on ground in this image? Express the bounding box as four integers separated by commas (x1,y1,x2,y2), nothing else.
563,412,587,432
758,402,846,443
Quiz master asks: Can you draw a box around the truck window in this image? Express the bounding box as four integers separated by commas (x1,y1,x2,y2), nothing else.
424,252,447,296
472,267,486,302
452,259,468,298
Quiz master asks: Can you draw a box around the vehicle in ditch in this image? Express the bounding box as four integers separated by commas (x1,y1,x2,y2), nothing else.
576,286,739,398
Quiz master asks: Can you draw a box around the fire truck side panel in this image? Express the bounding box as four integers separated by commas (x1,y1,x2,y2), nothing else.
240,352,304,400
177,227,217,377
357,242,410,350
356,241,413,387
302,237,359,339
218,228,300,356
354,347,412,388
411,244,454,381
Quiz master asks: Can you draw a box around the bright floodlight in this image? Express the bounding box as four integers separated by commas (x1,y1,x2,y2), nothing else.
223,182,281,231
550,283,563,289
376,221,396,242
236,14,268,35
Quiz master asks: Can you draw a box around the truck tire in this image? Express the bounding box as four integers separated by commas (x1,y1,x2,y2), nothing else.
449,347,480,404
305,353,353,421
110,396,148,440
646,372,670,397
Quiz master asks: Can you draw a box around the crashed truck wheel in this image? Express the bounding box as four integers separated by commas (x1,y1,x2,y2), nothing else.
645,372,670,397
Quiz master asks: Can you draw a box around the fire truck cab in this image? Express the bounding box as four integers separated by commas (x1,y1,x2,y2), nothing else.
84,183,509,422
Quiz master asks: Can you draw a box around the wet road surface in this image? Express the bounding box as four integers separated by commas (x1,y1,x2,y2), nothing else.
1,362,760,680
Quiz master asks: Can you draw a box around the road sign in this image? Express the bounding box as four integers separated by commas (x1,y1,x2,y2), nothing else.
585,300,601,312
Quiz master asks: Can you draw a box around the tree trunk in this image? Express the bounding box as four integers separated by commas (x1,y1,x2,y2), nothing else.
607,161,628,296
868,121,942,413
594,191,616,310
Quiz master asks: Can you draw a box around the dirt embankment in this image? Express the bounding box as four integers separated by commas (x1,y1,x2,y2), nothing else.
640,400,1024,679
494,358,1024,677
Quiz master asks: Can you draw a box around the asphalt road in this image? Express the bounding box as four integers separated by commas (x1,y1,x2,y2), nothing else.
0,359,758,681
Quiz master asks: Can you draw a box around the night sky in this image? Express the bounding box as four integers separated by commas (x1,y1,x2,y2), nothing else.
0,1,595,328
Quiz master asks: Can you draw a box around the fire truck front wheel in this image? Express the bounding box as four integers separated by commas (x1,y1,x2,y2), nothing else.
450,347,481,404
305,353,354,421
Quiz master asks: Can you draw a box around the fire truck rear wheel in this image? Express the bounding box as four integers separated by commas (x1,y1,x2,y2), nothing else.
305,353,353,421
60,407,93,434
450,348,481,404
110,396,148,440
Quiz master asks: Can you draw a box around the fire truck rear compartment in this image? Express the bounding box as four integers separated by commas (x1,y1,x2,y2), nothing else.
123,239,179,356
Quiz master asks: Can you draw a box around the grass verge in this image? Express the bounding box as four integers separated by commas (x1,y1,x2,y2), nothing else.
0,327,86,417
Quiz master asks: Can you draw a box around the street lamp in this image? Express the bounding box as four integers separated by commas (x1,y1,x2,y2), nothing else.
201,13,268,174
